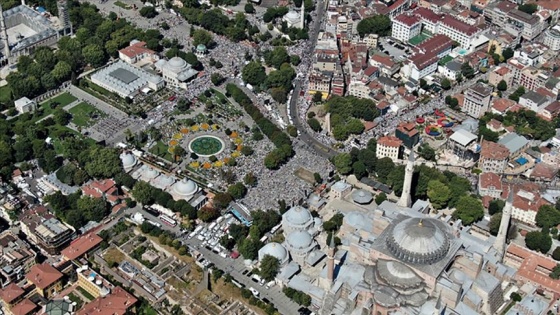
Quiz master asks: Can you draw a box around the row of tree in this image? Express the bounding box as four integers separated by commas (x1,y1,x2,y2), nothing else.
225,84,294,169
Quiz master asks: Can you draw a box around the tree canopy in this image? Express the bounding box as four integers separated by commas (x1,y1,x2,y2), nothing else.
452,195,484,225
356,15,391,37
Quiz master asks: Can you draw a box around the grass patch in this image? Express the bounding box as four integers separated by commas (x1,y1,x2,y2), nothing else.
294,167,315,184
0,85,12,104
68,293,84,309
104,247,125,266
77,286,95,301
68,102,106,127
114,1,130,9
41,92,77,107
149,140,174,162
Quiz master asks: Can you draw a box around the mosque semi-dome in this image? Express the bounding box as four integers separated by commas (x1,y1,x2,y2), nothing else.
168,57,187,71
386,217,450,265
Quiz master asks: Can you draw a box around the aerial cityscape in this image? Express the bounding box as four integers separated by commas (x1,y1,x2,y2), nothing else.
0,0,559,314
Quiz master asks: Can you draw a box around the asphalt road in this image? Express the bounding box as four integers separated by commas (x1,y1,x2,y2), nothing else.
288,0,338,160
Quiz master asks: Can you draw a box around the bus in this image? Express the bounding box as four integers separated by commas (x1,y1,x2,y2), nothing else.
159,215,177,227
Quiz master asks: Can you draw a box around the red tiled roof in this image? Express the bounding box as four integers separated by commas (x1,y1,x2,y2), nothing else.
487,118,503,129
509,104,524,113
530,0,560,11
410,52,439,70
480,140,510,160
479,172,502,190
0,283,25,304
496,0,517,12
364,66,379,77
118,41,155,59
414,7,441,22
394,13,421,26
417,34,452,55
494,66,510,76
61,233,103,261
10,299,36,315
492,98,516,113
26,263,63,290
440,15,480,36
507,243,560,295
91,179,116,194
77,287,137,315
378,136,403,148
371,54,395,67
531,163,558,180
377,100,390,110
397,121,419,137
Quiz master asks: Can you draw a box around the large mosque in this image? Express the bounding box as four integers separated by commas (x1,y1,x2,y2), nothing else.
0,0,71,66
258,154,517,315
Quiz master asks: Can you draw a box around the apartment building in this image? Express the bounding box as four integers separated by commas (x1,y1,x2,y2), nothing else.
403,52,439,81
308,71,332,99
391,13,422,42
506,9,546,41
438,15,482,49
544,25,560,50
376,136,403,161
395,121,420,148
479,140,510,174
518,90,551,112
519,67,549,91
0,231,36,287
463,83,493,118
485,1,517,27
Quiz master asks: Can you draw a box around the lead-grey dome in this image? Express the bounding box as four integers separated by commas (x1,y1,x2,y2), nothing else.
168,57,187,71
352,189,373,204
172,178,198,198
386,218,450,265
283,206,312,227
120,152,137,169
286,230,313,250
258,242,289,265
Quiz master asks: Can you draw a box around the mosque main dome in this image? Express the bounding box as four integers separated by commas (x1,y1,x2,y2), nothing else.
386,217,450,265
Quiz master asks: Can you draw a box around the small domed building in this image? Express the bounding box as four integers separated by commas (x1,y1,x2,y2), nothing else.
170,178,199,201
154,56,198,89
120,152,137,172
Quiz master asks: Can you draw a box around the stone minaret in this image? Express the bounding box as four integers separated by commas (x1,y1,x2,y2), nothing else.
300,1,305,29
326,235,336,284
397,151,414,208
0,3,9,60
493,188,513,262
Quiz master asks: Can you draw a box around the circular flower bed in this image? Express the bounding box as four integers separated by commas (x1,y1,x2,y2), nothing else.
168,146,175,154
434,109,445,117
190,161,200,168
188,135,225,157
425,125,442,136
172,133,183,139
416,117,425,124
230,131,239,138
191,125,200,132
169,140,179,146
201,123,210,130
437,118,454,128
180,128,190,134
202,162,212,169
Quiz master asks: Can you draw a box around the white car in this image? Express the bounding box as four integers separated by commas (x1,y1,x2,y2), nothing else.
249,287,260,297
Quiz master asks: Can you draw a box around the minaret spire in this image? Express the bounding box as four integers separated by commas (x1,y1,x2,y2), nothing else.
493,188,513,262
300,0,305,29
397,151,414,208
327,235,336,284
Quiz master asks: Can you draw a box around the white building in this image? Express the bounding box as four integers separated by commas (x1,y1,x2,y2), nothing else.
544,25,560,50
391,13,422,42
154,57,198,90
518,90,551,112
401,52,438,81
118,40,158,64
14,97,36,113
90,61,164,99
376,136,403,162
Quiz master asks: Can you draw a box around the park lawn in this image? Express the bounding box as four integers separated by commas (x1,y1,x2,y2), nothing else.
68,293,84,309
42,92,77,108
0,85,11,104
68,102,106,126
149,140,174,162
